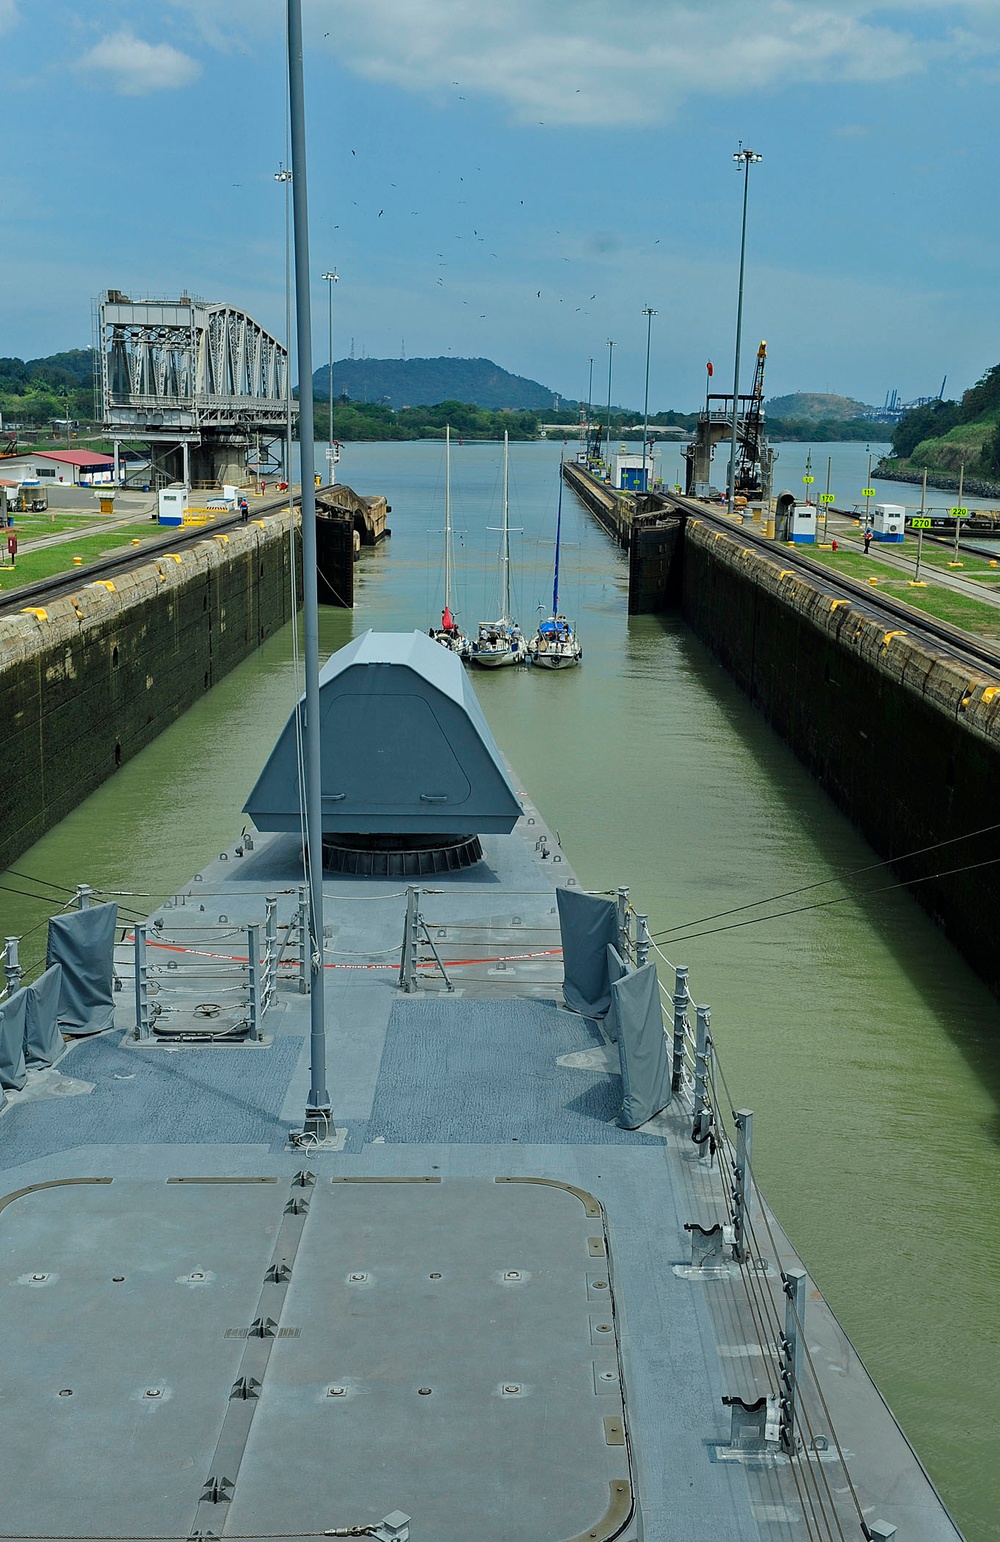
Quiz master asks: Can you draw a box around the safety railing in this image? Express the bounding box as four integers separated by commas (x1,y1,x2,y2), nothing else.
616,889,873,1542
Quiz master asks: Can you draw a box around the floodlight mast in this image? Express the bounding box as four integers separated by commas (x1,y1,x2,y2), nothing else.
727,147,763,518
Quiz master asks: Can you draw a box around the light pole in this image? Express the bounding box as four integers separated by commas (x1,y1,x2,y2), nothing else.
727,146,762,516
275,163,293,491
641,306,657,491
605,340,615,477
321,269,338,485
586,356,594,426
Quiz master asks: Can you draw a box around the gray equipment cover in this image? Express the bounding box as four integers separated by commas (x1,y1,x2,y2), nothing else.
46,902,118,1036
0,987,28,1091
23,963,64,1068
557,888,618,1019
611,962,672,1129
245,631,522,837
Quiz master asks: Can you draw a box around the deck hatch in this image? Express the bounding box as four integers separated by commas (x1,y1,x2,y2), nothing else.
0,1176,635,1542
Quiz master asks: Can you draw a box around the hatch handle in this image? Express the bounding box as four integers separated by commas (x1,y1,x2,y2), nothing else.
323,793,347,802
420,793,449,802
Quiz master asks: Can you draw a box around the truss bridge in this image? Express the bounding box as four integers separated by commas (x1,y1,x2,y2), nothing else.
96,291,293,488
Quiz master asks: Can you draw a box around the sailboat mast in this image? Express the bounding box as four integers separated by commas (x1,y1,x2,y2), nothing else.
553,460,563,616
444,424,451,610
502,429,511,619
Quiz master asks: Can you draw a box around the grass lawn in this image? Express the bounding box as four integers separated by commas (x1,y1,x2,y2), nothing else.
0,522,167,588
798,546,1000,639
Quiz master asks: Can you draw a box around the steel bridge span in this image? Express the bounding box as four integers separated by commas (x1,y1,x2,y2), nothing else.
96,290,293,489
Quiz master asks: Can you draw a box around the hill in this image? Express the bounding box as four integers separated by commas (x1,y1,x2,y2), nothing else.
313,356,568,411
765,391,872,420
887,363,1000,482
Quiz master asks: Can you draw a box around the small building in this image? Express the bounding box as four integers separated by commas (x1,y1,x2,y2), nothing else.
0,449,116,486
613,452,650,492
873,503,905,543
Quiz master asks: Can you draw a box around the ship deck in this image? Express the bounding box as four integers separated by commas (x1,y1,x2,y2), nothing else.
0,791,963,1542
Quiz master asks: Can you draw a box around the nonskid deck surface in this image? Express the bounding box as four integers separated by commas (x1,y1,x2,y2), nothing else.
0,802,963,1542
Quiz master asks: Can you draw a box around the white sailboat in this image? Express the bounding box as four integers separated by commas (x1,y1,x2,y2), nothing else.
530,458,582,669
469,431,527,668
429,424,469,658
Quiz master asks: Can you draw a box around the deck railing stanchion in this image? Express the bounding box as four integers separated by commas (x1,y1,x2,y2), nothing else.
297,885,309,995
247,923,262,1040
692,1004,712,1154
616,887,630,958
399,887,420,993
4,937,22,996
76,884,92,910
732,1109,753,1263
671,965,689,1091
134,924,150,1040
263,896,277,1012
779,1267,807,1452
635,913,650,968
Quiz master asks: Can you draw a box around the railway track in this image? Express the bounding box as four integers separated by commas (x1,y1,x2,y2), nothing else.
664,493,1000,679
0,495,295,619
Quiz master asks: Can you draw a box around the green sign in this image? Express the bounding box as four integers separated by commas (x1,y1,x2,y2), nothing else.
950,506,969,517
818,493,835,504
861,487,876,497
911,517,932,529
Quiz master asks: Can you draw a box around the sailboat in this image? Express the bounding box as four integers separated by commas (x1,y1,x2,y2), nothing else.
469,430,527,667
530,458,582,668
429,425,469,657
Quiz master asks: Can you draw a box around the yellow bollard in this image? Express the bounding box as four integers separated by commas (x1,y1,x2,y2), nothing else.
73,556,83,565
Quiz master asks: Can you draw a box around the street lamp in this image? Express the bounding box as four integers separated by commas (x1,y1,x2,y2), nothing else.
727,146,762,517
275,163,293,491
641,307,657,491
605,340,615,476
321,269,338,486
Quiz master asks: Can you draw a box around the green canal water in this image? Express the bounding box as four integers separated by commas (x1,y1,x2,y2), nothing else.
3,440,998,1540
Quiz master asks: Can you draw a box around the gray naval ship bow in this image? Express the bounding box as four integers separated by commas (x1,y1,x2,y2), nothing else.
0,629,963,1542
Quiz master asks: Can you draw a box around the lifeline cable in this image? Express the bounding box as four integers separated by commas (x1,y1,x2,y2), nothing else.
650,817,1000,940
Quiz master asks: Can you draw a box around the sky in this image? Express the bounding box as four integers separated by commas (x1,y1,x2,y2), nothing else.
1,0,999,411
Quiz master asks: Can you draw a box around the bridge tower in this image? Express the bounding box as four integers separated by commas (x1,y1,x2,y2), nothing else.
95,291,293,489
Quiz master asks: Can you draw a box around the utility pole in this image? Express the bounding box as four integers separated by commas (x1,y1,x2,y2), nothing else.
322,269,338,486
641,307,657,492
605,340,615,477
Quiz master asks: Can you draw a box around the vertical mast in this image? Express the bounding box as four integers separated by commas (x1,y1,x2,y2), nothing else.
553,458,563,616
444,424,451,610
502,429,511,620
287,0,331,1134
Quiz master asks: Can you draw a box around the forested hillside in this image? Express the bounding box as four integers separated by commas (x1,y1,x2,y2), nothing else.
312,356,568,411
890,364,1000,478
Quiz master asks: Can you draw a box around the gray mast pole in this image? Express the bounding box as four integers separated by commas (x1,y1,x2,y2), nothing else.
288,0,331,1132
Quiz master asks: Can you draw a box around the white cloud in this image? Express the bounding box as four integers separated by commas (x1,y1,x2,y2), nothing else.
78,29,202,96
312,0,954,125
0,0,17,34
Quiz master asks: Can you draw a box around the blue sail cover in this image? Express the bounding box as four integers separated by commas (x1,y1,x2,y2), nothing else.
245,631,522,837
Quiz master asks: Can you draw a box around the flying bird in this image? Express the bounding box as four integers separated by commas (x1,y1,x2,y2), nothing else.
378,209,384,217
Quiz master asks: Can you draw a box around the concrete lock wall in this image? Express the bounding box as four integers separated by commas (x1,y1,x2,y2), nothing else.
681,518,1000,995
0,516,300,871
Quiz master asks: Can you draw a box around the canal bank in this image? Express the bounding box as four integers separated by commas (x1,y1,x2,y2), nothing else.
0,513,299,871
2,439,999,1541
